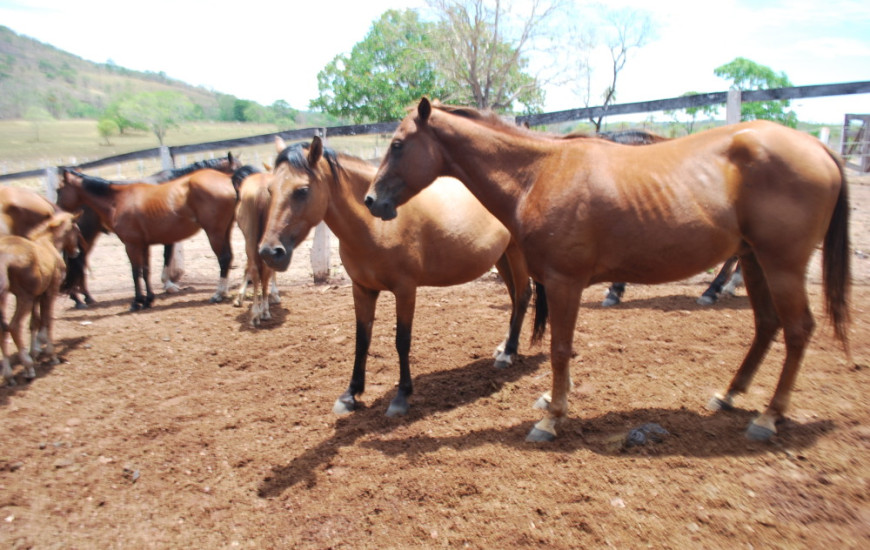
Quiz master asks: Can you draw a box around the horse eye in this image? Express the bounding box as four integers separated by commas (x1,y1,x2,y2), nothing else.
292,186,309,200
391,141,403,152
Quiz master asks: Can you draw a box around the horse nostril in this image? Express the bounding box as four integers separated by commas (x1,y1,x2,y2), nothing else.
364,195,374,208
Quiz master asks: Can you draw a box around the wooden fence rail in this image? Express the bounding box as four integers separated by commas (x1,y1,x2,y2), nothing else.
1,80,868,283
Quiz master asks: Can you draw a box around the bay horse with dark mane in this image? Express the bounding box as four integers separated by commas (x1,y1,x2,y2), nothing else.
59,154,241,308
258,136,536,417
57,162,237,311
366,97,850,442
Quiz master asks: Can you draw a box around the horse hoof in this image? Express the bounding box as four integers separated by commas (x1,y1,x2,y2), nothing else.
697,295,716,306
707,394,734,412
209,295,225,304
601,296,620,307
4,377,16,387
74,302,88,310
533,394,551,410
493,352,513,369
746,415,777,441
333,398,355,415
386,400,409,417
745,422,775,441
526,427,556,442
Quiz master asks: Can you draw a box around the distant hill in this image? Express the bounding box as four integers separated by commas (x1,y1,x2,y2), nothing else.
0,25,233,120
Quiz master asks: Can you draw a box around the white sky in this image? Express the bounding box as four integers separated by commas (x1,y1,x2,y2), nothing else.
1,0,868,123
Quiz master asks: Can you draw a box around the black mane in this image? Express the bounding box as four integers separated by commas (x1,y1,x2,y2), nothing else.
143,157,233,183
231,165,261,198
275,142,341,182
66,169,114,196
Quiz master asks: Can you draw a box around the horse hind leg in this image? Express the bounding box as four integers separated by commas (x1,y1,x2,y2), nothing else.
698,257,739,305
602,282,626,307
161,244,182,294
492,248,532,368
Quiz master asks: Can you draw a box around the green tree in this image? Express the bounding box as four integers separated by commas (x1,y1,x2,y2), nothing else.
23,105,53,142
97,118,119,145
311,9,457,123
714,57,798,127
117,91,196,145
102,97,145,134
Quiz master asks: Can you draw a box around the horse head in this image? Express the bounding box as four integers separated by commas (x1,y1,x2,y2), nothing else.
258,136,331,272
56,168,86,212
366,97,446,221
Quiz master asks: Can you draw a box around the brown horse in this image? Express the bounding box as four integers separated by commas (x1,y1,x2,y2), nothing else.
366,98,850,441
1,211,81,385
231,165,280,326
259,136,536,417
59,154,241,306
57,165,237,311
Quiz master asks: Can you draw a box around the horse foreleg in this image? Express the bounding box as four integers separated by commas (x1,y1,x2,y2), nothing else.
387,288,416,417
258,265,273,323
234,262,252,308
10,295,35,380
37,291,58,365
334,284,379,415
268,272,280,305
527,281,582,442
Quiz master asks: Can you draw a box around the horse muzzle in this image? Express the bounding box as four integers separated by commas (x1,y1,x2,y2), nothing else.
259,241,294,272
364,194,398,221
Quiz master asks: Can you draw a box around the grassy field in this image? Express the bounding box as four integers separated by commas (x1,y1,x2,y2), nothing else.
0,117,845,196
0,119,391,193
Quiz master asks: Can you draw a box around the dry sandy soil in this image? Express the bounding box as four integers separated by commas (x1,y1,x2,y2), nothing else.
1,176,869,549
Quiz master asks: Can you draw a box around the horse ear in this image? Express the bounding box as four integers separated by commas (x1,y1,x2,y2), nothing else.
309,136,323,166
275,136,286,153
262,161,272,172
418,97,431,124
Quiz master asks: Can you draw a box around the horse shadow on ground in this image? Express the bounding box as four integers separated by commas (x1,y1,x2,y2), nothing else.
257,351,829,498
582,293,751,312
60,287,233,323
258,352,548,497
0,335,88,406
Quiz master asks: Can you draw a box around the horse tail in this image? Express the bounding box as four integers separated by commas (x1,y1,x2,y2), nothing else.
821,149,851,349
531,281,548,345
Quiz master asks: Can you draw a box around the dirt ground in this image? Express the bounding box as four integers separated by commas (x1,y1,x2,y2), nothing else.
1,176,869,549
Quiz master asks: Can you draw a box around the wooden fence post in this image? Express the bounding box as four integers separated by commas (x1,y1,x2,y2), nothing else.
159,146,173,170
310,128,331,283
43,167,58,202
726,88,741,125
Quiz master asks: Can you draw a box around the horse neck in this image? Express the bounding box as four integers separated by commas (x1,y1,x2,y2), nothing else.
69,184,118,231
319,155,381,243
432,113,543,231
27,220,67,255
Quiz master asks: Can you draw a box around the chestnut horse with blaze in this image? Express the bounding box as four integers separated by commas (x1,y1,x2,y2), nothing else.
366,98,850,442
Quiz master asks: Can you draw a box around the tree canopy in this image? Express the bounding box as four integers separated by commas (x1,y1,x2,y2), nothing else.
311,10,456,123
714,57,798,127
116,91,196,145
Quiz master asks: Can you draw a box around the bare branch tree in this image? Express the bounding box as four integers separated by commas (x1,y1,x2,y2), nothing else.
573,6,654,132
426,0,565,113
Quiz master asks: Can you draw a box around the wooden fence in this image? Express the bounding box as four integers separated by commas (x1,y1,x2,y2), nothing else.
2,80,869,282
